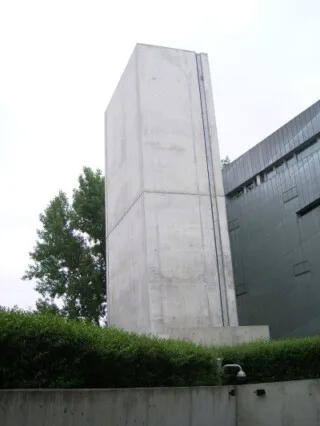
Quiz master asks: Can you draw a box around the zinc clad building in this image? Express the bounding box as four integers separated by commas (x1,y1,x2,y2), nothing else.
223,100,320,338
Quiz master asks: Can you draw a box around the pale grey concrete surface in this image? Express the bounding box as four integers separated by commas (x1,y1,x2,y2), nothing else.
166,325,269,346
2,380,320,426
0,387,236,426
105,43,268,344
238,379,320,426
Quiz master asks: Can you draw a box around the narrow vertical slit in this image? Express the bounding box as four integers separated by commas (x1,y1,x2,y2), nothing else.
195,53,229,326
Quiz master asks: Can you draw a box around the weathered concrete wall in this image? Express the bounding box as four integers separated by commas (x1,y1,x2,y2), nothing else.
105,43,243,342
105,43,269,346
167,324,269,346
238,379,320,426
1,380,320,426
0,386,236,426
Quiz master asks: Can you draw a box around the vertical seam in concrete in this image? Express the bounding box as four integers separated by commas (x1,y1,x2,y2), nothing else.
199,54,232,325
197,194,210,312
199,53,238,326
234,385,238,423
195,53,229,326
188,64,200,195
141,192,151,332
190,57,211,324
136,48,145,195
197,193,216,326
136,46,152,332
154,197,164,335
189,389,193,424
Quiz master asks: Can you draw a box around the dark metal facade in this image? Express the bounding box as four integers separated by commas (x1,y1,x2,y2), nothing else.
223,100,320,338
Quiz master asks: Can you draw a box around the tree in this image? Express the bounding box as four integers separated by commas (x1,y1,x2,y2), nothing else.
24,158,231,324
0,305,29,314
23,167,106,325
221,156,231,169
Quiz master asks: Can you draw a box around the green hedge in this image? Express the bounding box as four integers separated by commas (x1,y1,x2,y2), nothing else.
1,310,320,389
219,337,320,384
0,310,218,389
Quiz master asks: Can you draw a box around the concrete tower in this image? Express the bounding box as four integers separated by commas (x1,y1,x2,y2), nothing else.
105,44,269,345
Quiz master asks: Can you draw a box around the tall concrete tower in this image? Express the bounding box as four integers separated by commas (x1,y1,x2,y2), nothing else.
105,44,268,345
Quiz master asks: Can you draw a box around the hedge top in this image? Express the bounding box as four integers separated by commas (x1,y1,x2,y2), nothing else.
0,310,319,388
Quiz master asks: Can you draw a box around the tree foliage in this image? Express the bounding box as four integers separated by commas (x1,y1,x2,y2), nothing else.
23,167,106,325
24,159,231,324
221,155,231,169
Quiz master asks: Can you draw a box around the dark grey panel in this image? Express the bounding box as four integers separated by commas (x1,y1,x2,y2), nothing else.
223,100,320,194
228,218,240,231
283,186,297,203
293,261,310,277
235,282,247,296
224,106,320,337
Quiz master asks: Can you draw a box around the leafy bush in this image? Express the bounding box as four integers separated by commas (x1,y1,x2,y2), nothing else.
219,337,320,384
0,310,218,389
1,310,320,389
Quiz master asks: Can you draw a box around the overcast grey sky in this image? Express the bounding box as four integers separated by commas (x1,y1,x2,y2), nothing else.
0,0,319,310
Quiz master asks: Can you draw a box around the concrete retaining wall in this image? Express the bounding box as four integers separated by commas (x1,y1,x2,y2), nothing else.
238,379,320,426
0,386,235,426
1,379,320,426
